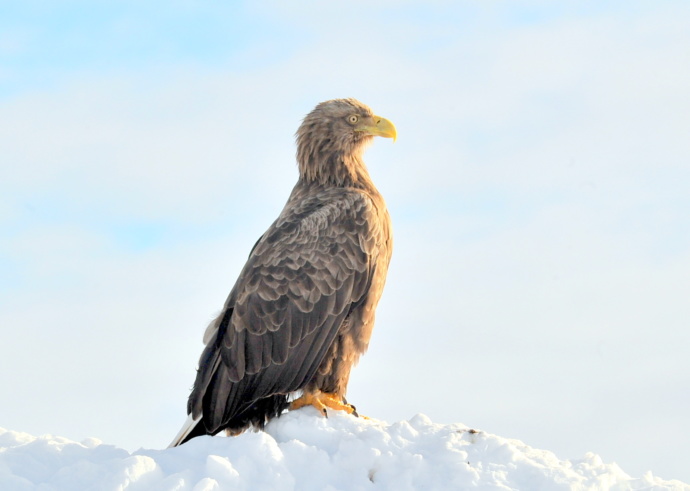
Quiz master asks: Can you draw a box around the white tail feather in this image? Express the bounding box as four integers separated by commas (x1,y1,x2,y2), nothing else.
168,414,202,448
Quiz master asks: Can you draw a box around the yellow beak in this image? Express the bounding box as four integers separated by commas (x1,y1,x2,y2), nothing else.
357,115,397,142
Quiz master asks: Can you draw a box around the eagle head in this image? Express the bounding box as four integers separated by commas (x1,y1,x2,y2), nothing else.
296,98,396,185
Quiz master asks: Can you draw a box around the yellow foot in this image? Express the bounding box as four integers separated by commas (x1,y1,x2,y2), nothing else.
290,390,361,418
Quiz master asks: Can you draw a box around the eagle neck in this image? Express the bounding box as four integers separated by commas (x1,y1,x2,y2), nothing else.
299,151,373,189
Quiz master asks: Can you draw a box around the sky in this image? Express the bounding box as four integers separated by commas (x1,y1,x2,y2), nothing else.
1,0,689,483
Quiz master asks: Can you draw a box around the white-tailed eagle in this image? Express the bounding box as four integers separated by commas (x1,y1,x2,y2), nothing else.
170,98,396,446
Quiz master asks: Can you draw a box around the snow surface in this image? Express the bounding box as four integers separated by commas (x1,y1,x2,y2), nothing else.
1,411,687,491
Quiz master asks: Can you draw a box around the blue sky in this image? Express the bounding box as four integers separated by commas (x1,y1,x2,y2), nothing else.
2,0,690,483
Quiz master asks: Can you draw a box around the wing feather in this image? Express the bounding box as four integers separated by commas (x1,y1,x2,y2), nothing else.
188,187,380,433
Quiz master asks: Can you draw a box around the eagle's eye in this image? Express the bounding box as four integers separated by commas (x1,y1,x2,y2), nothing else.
347,115,359,124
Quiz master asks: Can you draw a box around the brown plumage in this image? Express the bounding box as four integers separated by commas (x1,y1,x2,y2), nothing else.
169,98,396,447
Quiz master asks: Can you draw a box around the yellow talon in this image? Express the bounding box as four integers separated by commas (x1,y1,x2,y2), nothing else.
290,390,360,417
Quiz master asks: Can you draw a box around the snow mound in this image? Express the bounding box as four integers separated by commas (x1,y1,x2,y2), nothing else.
1,411,687,490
